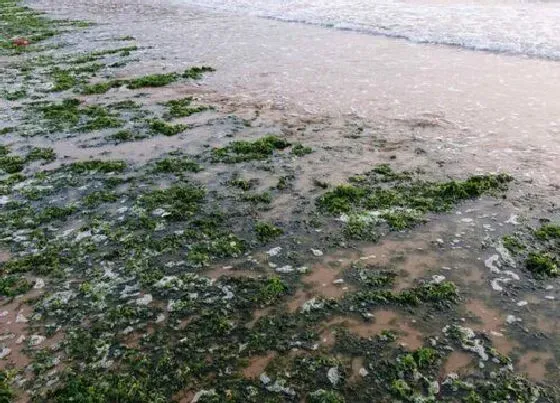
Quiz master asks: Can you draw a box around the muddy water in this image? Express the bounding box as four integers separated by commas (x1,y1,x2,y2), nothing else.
28,0,560,192
324,310,425,350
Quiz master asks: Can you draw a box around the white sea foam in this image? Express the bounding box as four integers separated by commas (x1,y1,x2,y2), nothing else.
179,0,560,60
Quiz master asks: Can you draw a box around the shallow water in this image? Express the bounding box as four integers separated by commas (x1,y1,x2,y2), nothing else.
29,0,560,193
177,0,560,60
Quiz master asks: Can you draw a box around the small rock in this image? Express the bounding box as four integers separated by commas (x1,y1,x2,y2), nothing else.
311,249,324,257
431,275,446,284
259,373,271,384
275,265,294,273
327,367,340,385
506,315,521,324
136,294,153,306
0,348,11,359
29,335,46,346
505,214,519,225
266,247,282,257
15,312,28,323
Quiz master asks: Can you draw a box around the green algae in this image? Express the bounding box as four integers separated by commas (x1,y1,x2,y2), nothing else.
138,184,206,220
276,175,292,190
33,99,125,132
502,235,525,254
319,169,511,216
318,165,512,236
501,222,560,277
0,274,32,297
3,88,26,100
83,190,118,206
0,370,14,402
182,66,215,79
80,80,121,95
242,192,272,204
211,135,290,163
68,160,126,173
255,221,284,242
37,98,81,128
49,67,80,91
80,68,214,95
229,178,253,191
153,157,202,174
127,72,179,89
148,119,188,136
0,0,58,55
342,217,379,241
0,127,14,135
291,143,313,156
535,224,560,240
0,155,25,173
25,147,56,163
109,129,135,142
161,97,210,119
526,252,558,277
346,280,458,308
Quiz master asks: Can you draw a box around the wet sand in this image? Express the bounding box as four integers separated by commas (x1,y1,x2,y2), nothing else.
1,0,558,398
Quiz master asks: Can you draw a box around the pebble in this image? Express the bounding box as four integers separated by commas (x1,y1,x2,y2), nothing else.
275,265,294,273
505,214,519,224
506,315,522,324
29,334,46,346
0,348,11,359
327,367,340,385
136,294,153,306
15,312,28,323
266,247,282,257
311,249,324,257
431,275,446,284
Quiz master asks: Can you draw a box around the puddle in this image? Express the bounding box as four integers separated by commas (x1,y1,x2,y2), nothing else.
324,310,425,350
286,289,313,313
302,264,353,299
350,356,365,382
203,265,261,280
517,351,555,382
242,352,276,378
464,299,518,355
443,351,474,376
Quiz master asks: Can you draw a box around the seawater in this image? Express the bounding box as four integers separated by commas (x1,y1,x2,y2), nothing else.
179,0,560,60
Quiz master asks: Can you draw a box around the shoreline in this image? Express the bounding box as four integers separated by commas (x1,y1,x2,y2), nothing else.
28,0,560,194
1,0,559,401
